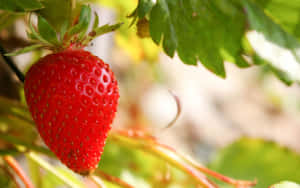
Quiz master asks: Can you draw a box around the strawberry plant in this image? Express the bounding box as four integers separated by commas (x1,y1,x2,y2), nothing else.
0,0,300,188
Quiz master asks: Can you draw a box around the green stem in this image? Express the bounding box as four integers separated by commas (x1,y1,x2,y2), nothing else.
110,132,217,188
110,131,256,188
27,152,83,188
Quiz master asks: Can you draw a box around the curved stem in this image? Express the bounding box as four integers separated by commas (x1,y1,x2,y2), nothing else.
110,130,256,188
3,156,34,188
0,43,25,83
110,131,217,188
93,169,134,188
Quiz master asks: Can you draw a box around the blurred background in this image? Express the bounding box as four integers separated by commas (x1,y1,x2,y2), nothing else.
1,0,300,188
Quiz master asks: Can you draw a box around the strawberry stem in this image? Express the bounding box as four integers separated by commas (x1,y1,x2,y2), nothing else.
3,156,34,188
110,130,257,188
0,43,25,83
93,170,134,188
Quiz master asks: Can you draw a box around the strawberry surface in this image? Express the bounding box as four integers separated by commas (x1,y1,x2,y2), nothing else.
24,49,119,174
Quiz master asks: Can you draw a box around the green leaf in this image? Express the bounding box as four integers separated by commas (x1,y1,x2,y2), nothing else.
252,0,300,40
243,0,300,83
60,20,70,41
0,12,19,31
270,181,300,188
68,5,92,36
209,138,300,188
5,44,43,56
93,12,99,29
29,20,52,45
38,0,72,32
137,0,154,18
0,0,43,12
37,15,59,45
140,0,249,78
267,65,293,85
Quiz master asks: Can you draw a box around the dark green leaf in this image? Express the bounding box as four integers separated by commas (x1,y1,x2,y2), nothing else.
38,0,72,32
209,138,300,188
0,0,43,12
38,15,59,45
5,44,43,56
68,5,92,36
142,0,249,78
244,0,300,83
270,181,300,188
137,0,154,18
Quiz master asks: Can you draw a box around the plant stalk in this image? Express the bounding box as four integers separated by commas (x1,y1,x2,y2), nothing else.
93,169,134,188
3,156,34,188
111,130,256,188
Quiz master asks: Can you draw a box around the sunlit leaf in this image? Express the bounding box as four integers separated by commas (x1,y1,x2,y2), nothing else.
252,0,300,39
270,181,300,188
244,0,300,83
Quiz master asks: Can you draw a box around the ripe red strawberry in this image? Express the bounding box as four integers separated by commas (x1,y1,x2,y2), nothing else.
24,49,119,174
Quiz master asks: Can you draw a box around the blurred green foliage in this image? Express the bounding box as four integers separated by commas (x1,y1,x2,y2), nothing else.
271,181,300,188
209,138,300,188
99,138,197,188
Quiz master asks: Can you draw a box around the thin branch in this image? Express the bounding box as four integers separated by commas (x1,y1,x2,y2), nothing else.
0,43,25,82
111,130,256,188
110,131,217,188
3,156,34,188
93,169,134,188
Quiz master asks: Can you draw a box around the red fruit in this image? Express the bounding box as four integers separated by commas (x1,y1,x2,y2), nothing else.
24,49,119,174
